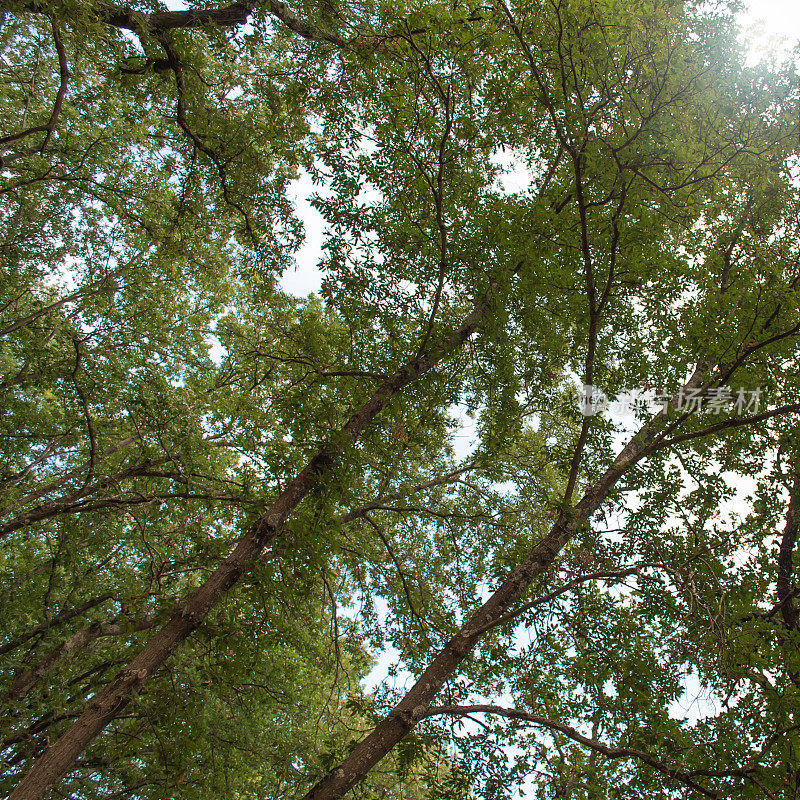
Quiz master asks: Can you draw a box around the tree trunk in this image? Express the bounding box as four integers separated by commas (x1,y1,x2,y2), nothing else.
9,283,500,800
301,363,708,800
777,488,799,631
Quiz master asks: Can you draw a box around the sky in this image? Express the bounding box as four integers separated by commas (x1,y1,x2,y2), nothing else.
279,0,800,298
739,0,800,64
344,0,800,729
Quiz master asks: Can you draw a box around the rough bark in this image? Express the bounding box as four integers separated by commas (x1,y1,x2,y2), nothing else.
3,614,159,704
17,0,349,47
0,596,111,658
18,1,255,32
301,362,708,800
9,283,499,800
777,490,800,631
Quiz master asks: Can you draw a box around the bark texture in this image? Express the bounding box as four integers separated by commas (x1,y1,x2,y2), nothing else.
301,363,708,800
18,1,350,46
777,490,800,631
9,286,498,800
20,1,255,32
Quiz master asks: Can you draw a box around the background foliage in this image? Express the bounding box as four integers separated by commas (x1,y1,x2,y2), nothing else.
1,0,800,797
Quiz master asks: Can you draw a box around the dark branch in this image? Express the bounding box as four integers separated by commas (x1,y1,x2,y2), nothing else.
423,705,724,799
777,489,800,630
0,19,69,167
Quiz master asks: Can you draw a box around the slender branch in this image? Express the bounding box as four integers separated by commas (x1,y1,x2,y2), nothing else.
363,513,425,624
0,278,115,339
650,402,800,452
422,705,723,799
0,596,112,657
338,463,477,524
416,82,454,357
3,613,161,705
155,35,256,239
267,0,349,47
70,337,97,491
476,564,650,633
0,435,141,519
0,18,69,167
0,458,173,540
9,272,509,800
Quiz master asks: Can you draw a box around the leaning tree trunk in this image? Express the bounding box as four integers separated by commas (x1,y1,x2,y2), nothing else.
300,363,709,800
9,280,504,800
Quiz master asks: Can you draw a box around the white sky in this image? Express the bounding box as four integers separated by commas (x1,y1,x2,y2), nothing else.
279,1,800,298
739,0,800,64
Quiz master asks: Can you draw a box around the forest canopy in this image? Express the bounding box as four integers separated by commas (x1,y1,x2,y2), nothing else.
1,0,800,798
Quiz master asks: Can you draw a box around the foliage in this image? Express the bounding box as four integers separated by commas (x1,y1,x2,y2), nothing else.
1,0,800,798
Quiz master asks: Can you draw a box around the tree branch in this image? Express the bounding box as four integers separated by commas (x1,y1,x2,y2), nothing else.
9,271,510,800
3,612,161,705
422,705,723,799
0,596,112,658
0,19,69,167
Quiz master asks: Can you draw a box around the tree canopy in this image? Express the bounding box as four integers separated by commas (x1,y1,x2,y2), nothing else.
2,0,800,798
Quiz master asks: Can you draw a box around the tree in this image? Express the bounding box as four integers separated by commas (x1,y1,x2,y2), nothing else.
1,0,800,798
